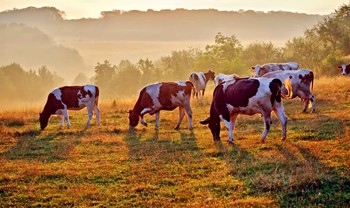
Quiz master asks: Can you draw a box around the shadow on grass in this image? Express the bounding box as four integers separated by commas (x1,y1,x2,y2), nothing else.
213,141,350,207
1,129,84,162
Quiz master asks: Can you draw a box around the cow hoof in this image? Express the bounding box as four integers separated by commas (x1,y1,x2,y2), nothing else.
227,139,234,144
174,126,180,130
188,127,193,131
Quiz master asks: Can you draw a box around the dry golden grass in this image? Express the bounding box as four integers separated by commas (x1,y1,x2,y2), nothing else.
0,76,349,206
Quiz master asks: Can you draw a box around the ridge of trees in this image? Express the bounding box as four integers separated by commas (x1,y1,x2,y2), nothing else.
0,4,349,105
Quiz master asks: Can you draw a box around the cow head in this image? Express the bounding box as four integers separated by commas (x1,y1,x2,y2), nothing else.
338,64,350,76
39,112,49,130
205,70,215,81
251,65,265,77
200,117,221,141
128,109,139,129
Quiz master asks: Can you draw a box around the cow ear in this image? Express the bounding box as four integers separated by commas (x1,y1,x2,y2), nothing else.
251,66,255,69
261,67,266,70
338,66,341,68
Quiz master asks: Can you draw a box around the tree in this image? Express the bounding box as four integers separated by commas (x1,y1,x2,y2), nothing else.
241,42,282,71
94,60,116,97
199,33,244,74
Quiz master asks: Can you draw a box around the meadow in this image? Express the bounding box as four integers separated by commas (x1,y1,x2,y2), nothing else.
0,76,350,207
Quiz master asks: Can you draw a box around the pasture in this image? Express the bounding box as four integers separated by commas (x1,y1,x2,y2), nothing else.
0,76,350,207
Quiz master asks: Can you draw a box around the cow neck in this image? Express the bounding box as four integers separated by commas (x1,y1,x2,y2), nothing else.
204,72,212,84
42,94,57,116
131,89,146,116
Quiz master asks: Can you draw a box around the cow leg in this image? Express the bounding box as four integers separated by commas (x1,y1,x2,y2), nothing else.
185,104,193,130
222,114,238,144
175,106,185,130
310,94,316,113
59,115,64,129
85,105,93,129
202,89,205,97
93,104,101,126
62,109,71,129
261,111,272,142
273,104,287,141
155,112,160,130
140,108,152,127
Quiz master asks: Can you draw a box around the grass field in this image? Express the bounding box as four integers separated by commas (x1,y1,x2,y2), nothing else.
1,76,350,207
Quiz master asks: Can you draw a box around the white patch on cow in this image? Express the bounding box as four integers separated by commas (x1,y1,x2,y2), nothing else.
170,90,185,105
146,83,162,108
226,103,234,113
214,73,239,86
342,64,347,75
222,79,237,92
52,88,62,100
141,108,152,115
177,81,187,87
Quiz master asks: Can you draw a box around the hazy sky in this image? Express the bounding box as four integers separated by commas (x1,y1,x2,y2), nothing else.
0,0,349,19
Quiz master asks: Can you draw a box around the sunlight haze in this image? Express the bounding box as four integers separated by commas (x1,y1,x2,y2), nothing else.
0,0,348,19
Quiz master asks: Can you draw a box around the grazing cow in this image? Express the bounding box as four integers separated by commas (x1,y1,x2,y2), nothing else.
262,69,315,113
338,64,350,76
129,81,193,130
200,77,287,143
39,85,100,130
214,73,240,86
189,70,215,98
252,62,299,77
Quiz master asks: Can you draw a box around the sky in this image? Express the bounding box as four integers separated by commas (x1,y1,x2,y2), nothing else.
0,0,349,19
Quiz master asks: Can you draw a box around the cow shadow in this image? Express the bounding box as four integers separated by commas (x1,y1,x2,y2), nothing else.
211,140,350,206
1,128,83,162
124,128,199,162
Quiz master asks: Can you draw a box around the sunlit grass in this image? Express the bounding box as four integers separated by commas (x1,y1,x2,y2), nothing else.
0,77,350,206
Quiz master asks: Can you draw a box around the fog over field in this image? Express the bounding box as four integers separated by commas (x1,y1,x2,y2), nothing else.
0,7,325,81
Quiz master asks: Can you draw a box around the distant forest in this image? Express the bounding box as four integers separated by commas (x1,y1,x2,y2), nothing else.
0,7,324,41
0,5,349,107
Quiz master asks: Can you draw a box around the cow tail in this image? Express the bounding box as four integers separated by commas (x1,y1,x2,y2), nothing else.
310,71,314,93
95,86,100,106
281,77,293,99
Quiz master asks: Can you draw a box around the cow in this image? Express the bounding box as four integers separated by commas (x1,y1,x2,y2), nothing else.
189,70,215,99
262,69,315,113
200,77,287,143
214,73,240,86
128,81,193,130
39,85,100,130
252,62,299,77
338,64,350,76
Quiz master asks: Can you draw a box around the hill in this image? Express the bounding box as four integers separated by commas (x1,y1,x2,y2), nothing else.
0,7,326,81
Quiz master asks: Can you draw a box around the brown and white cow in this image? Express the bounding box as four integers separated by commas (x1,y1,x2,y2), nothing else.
200,77,287,143
39,85,100,130
262,69,315,113
252,62,299,77
189,70,215,99
129,81,193,130
338,64,350,76
214,73,240,86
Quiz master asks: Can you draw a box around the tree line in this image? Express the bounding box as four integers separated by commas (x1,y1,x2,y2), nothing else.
1,4,349,105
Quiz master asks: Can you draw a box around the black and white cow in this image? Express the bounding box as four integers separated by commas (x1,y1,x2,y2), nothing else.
189,70,215,98
252,62,299,77
200,77,287,143
262,69,315,113
214,73,240,86
39,85,100,130
129,81,193,130
338,64,350,76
